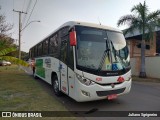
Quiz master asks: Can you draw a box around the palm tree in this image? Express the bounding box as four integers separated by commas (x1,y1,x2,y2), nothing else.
117,1,160,78
0,41,28,66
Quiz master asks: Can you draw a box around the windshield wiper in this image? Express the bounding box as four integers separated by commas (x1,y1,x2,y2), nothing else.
97,49,110,72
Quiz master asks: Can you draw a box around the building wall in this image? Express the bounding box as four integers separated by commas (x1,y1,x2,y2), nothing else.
131,57,160,78
127,33,156,57
130,57,139,76
127,32,160,78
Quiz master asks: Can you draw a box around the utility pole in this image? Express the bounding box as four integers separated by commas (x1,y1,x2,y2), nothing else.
13,9,27,61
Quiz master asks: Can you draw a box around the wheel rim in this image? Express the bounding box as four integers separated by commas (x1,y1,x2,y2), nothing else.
54,79,59,93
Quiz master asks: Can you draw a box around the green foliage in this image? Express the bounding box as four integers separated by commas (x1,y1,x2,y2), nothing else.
0,41,28,66
117,1,160,41
0,56,28,66
0,10,28,67
21,51,29,60
0,45,28,66
0,47,16,56
117,1,160,77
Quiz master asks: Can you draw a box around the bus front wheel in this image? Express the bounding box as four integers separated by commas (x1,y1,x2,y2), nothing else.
52,75,62,96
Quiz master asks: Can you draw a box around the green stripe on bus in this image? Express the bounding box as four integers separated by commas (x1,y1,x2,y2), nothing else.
36,59,45,78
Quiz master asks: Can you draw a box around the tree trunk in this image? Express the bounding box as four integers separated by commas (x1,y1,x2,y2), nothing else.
139,39,147,78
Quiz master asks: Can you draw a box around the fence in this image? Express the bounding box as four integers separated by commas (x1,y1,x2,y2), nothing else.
131,56,160,78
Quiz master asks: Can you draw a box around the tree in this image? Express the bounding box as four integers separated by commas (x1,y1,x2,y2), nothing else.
0,41,28,66
21,51,29,60
0,11,13,36
0,7,28,66
117,1,160,78
0,35,18,55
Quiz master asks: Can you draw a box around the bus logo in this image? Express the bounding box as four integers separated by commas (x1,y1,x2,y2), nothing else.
111,83,115,88
96,77,102,81
45,58,51,64
45,58,51,68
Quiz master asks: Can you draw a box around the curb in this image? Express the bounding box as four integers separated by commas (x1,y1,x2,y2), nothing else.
132,76,160,83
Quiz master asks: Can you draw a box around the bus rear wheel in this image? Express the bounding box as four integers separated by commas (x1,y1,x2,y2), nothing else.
52,75,62,96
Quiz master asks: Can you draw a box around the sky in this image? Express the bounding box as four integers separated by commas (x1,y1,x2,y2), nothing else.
0,0,160,52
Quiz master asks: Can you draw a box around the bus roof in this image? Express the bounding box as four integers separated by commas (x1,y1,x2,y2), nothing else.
61,21,121,32
30,21,122,49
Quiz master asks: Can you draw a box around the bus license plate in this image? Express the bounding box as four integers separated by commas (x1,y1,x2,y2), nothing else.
107,94,117,100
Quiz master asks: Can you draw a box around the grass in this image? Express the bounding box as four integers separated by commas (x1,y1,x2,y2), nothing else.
0,65,76,120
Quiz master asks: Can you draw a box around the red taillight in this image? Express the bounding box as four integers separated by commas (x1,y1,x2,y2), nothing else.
117,76,124,83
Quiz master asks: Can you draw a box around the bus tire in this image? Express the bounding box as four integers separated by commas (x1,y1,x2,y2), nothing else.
52,75,62,96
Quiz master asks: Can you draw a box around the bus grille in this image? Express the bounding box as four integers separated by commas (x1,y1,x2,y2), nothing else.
96,88,126,97
97,82,122,86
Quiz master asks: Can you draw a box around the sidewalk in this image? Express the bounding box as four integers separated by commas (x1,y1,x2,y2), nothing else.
20,66,33,75
132,76,160,83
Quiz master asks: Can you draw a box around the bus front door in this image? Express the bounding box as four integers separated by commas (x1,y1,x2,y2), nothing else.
60,62,68,94
60,36,69,95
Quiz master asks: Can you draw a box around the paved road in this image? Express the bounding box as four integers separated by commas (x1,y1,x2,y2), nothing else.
22,67,160,120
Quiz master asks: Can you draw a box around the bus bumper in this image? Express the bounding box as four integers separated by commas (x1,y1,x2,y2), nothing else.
74,79,132,102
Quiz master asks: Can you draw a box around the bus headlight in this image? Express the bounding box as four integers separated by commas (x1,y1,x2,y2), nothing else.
126,76,132,81
76,74,95,86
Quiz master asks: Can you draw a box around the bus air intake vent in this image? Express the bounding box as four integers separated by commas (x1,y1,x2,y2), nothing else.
96,88,126,97
97,82,122,86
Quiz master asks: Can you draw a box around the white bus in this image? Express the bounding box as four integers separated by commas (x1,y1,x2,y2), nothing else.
29,21,132,102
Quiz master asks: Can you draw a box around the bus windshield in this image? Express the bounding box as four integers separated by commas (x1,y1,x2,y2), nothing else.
75,26,130,71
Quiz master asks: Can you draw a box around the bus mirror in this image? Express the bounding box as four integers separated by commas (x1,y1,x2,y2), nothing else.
69,31,77,46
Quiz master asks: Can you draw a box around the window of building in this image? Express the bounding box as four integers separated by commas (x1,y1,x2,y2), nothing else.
156,31,160,54
137,43,150,50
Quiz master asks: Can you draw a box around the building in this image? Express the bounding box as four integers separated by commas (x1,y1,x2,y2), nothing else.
124,27,160,78
124,27,160,57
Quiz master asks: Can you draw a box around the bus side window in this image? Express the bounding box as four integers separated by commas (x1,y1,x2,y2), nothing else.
34,46,37,57
60,34,74,70
68,46,74,70
43,39,49,55
37,43,42,56
60,36,68,64
31,48,34,58
49,34,58,58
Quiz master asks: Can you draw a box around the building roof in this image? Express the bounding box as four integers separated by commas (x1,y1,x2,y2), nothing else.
124,26,160,38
